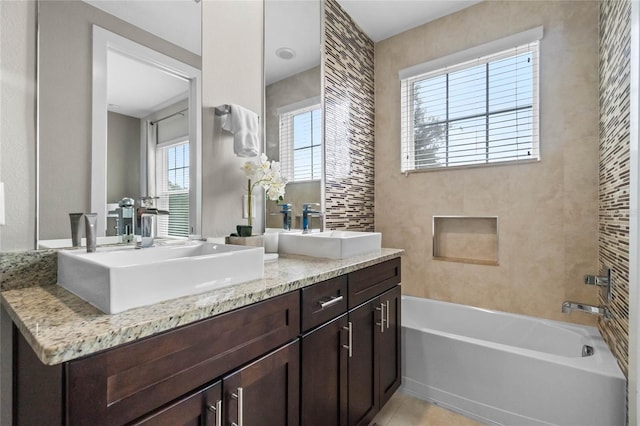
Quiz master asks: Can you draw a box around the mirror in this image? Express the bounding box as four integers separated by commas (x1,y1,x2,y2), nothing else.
37,0,201,247
263,0,322,230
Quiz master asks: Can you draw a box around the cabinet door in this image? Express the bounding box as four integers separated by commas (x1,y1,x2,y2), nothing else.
301,314,349,426
224,340,300,426
132,381,222,426
378,285,401,407
347,299,380,426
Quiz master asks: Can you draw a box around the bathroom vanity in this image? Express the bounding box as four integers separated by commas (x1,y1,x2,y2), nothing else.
3,250,402,425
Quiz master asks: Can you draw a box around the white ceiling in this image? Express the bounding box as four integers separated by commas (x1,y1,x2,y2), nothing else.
265,0,481,85
82,0,198,117
83,0,481,109
265,1,321,85
107,50,189,118
83,0,201,55
337,0,482,43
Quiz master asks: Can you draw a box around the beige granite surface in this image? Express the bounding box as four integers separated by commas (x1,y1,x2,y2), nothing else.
1,249,403,365
1,250,57,291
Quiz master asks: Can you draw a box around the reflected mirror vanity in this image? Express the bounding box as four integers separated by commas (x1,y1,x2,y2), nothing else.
36,0,202,247
263,0,323,230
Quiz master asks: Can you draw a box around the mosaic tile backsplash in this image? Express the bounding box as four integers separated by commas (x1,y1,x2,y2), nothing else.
598,0,631,378
323,0,375,231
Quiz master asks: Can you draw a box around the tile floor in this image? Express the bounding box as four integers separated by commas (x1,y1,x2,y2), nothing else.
371,391,485,426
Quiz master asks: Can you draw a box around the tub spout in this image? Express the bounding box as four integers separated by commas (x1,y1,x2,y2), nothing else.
562,301,610,318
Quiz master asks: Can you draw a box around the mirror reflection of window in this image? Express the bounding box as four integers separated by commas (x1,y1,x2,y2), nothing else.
152,110,190,238
279,103,322,182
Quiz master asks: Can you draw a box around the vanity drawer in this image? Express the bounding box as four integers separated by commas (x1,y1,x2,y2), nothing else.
66,291,300,425
348,258,401,308
301,275,348,332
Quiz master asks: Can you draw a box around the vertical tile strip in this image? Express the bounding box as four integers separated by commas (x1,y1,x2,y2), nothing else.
323,0,375,231
599,0,631,378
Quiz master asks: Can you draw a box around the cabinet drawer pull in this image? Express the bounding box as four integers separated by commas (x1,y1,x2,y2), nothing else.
376,302,385,333
318,295,344,309
208,400,222,426
386,300,390,329
342,322,353,357
231,387,243,426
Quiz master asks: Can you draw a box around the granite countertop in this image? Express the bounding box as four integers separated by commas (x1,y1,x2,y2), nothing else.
1,249,403,366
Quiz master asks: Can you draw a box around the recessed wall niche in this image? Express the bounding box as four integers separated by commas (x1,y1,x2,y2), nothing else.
432,216,499,266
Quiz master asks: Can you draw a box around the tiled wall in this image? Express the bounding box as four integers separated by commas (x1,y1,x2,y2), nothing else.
323,0,375,231
598,0,632,377
375,1,601,326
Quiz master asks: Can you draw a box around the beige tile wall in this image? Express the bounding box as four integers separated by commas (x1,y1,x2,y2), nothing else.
375,1,600,326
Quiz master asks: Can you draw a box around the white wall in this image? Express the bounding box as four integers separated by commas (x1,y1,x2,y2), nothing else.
0,0,37,252
201,0,264,237
0,2,37,422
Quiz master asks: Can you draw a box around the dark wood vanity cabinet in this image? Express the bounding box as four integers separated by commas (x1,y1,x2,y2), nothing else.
132,341,300,426
346,286,402,426
12,258,401,426
14,291,300,426
301,314,350,426
300,258,402,426
378,285,402,407
347,298,380,426
223,340,300,426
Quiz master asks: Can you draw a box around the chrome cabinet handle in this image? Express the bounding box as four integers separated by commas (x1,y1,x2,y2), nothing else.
319,295,344,309
343,321,353,357
386,300,390,329
231,387,243,426
376,302,385,333
208,400,222,426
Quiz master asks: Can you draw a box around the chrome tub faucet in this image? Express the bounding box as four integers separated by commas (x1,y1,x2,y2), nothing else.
562,301,610,319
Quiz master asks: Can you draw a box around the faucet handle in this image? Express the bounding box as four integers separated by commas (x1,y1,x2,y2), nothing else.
118,197,135,207
302,203,321,212
139,196,159,208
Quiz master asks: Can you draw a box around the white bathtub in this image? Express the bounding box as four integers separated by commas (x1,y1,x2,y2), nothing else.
400,296,626,426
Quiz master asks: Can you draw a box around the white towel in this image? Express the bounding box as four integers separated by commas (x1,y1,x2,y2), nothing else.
220,104,260,158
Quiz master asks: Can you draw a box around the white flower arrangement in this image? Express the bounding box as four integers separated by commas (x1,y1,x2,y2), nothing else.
241,154,287,226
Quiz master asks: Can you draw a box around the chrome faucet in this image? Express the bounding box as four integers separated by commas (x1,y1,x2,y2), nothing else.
115,197,136,243
562,301,610,318
137,208,170,248
302,203,324,234
278,203,292,231
136,196,169,248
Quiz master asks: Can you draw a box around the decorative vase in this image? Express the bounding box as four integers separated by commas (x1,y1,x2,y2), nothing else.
236,225,253,237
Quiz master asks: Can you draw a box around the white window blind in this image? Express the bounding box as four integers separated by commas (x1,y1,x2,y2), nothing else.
155,139,189,237
279,103,322,182
400,35,540,173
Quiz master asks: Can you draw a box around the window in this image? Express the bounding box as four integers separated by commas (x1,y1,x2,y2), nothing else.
400,33,540,172
155,140,189,237
279,103,322,182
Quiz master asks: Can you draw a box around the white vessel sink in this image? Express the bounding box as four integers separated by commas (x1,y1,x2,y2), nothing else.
57,242,264,314
278,231,382,259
